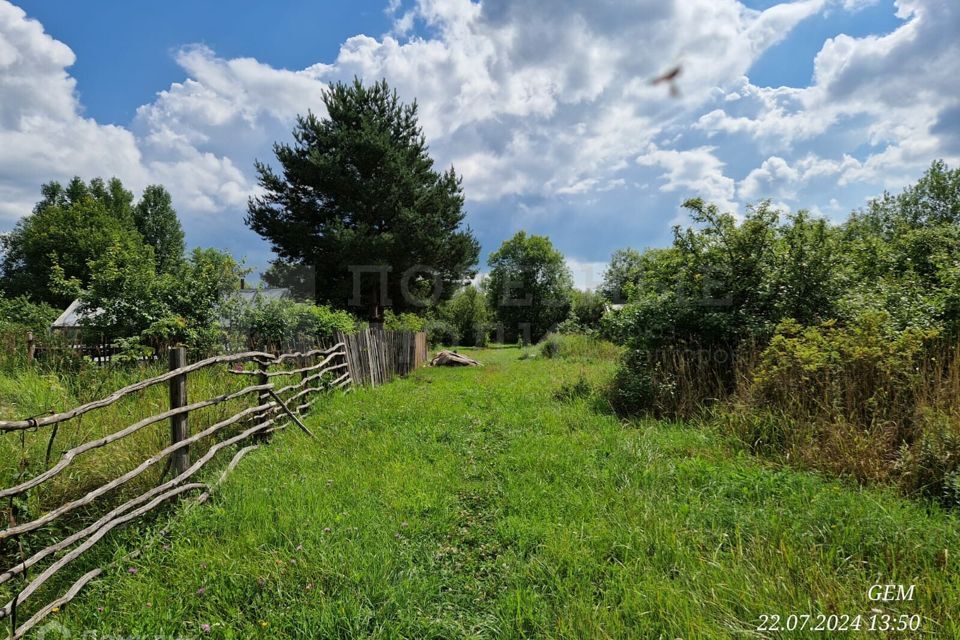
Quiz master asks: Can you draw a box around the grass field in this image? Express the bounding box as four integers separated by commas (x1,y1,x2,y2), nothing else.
0,363,259,515
46,345,960,638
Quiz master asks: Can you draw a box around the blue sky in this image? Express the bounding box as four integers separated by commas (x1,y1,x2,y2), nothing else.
15,1,395,124
1,0,958,289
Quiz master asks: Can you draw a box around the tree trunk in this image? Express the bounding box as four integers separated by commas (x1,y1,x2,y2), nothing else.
369,303,384,330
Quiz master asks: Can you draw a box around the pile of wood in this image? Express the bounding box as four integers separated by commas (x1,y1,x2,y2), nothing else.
430,350,482,367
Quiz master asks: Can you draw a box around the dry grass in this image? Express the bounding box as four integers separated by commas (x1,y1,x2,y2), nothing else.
623,330,960,504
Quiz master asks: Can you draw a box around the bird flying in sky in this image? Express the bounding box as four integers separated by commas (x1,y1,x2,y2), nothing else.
651,64,683,97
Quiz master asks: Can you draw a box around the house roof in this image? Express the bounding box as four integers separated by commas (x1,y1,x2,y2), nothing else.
236,287,289,302
50,288,291,329
51,299,99,329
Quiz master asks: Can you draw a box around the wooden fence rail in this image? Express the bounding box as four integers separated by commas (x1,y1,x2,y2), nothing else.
0,331,427,640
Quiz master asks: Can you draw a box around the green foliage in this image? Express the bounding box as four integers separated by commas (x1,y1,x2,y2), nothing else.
261,258,316,301
596,305,629,344
486,231,573,343
558,289,605,334
246,78,480,319
604,201,842,354
0,177,188,308
719,313,944,484
599,247,644,303
133,185,185,274
605,161,960,497
1,177,141,306
604,165,955,415
0,294,58,333
66,234,168,339
383,310,426,332
424,317,460,347
839,160,960,332
57,244,246,354
749,314,936,428
540,333,561,358
608,348,660,416
436,285,491,346
170,248,246,329
110,336,156,364
228,295,355,350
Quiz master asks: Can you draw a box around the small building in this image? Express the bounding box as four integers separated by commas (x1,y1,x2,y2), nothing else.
236,286,290,304
50,300,103,339
50,287,291,334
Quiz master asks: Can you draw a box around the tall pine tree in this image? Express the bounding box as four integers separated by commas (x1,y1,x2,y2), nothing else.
246,78,480,322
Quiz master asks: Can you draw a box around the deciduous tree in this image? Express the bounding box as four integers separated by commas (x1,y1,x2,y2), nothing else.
487,232,572,343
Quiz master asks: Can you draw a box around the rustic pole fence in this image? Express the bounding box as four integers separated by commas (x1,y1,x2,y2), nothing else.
0,331,426,639
168,346,190,475
255,358,271,443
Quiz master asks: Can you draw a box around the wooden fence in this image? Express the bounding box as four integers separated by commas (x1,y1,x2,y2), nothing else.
0,330,427,639
339,329,428,386
18,330,429,371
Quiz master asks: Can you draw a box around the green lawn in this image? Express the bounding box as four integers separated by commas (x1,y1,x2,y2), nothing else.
53,346,960,638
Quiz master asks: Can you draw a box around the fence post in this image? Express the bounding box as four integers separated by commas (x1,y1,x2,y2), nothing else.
257,360,271,441
298,354,310,415
168,346,190,476
26,331,35,363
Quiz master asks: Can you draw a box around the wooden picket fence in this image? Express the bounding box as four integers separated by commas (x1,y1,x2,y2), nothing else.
0,330,427,639
339,329,428,386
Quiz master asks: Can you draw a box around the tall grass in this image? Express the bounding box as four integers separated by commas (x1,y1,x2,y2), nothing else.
539,333,621,361
0,350,333,627
49,346,960,638
0,362,255,510
607,320,960,506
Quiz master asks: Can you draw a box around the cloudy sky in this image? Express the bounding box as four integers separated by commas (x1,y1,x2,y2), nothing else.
1,0,958,288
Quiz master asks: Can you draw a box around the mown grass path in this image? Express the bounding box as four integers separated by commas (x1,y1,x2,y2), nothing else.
58,347,960,638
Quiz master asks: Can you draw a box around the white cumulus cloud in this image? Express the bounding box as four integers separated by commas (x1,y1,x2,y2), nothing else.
0,0,958,269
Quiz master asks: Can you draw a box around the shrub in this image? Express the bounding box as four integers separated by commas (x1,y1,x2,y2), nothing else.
0,295,59,333
292,304,357,339
425,318,460,347
559,290,605,334
383,310,426,332
540,334,561,358
598,305,632,344
898,412,960,508
229,296,355,350
554,374,592,402
539,333,621,361
711,313,956,485
748,313,936,433
436,285,490,347
607,349,659,416
606,342,737,418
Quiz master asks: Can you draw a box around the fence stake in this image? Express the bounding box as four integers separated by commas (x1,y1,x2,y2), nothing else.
168,346,190,476
26,332,35,364
256,361,271,443
266,389,317,440
299,354,311,415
